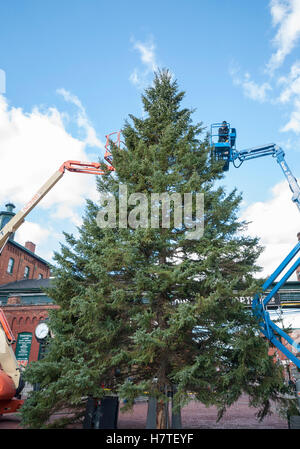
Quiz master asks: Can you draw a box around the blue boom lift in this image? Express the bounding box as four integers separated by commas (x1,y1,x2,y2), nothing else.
211,122,300,369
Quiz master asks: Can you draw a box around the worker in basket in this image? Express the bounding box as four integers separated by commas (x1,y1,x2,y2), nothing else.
218,121,229,143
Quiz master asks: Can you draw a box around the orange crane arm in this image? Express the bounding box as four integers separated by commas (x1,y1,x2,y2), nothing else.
0,309,15,343
0,159,114,253
0,155,116,413
61,160,115,175
0,308,22,411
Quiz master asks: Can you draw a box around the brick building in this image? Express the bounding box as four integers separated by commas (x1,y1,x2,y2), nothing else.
0,203,50,285
0,278,58,364
0,202,53,365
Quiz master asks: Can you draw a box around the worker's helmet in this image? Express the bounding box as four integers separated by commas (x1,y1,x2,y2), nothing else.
222,120,227,125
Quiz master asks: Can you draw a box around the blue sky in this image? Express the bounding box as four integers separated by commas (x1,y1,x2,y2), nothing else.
0,0,300,278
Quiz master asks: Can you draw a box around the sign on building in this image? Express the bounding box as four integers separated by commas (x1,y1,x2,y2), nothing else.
15,332,32,367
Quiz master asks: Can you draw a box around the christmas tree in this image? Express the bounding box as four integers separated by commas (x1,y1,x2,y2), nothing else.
21,70,289,429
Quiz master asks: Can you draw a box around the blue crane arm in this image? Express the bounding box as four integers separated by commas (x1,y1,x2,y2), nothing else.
231,142,300,368
275,148,300,213
232,143,300,213
210,123,300,367
234,143,277,161
252,241,300,369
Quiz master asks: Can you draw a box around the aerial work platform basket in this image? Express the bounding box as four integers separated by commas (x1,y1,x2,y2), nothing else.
104,131,125,166
210,122,236,171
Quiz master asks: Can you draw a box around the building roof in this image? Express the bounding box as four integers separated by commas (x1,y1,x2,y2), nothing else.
8,240,51,266
0,277,53,293
0,278,54,305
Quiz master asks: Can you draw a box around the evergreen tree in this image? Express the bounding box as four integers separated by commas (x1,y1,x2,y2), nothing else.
21,70,290,429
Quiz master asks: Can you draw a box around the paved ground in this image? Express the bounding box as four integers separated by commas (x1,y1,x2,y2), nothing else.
118,395,289,429
0,394,289,429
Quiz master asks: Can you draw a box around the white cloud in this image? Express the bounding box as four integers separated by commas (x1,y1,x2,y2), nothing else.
14,220,51,247
277,60,300,99
281,98,300,132
230,65,272,102
129,37,158,88
132,39,158,72
56,88,104,149
1,98,85,206
275,61,300,132
241,179,300,279
0,93,101,208
267,0,300,73
270,0,289,25
50,203,83,227
230,1,300,135
0,92,103,260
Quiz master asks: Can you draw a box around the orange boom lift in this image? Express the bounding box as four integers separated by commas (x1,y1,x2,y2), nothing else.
0,132,121,414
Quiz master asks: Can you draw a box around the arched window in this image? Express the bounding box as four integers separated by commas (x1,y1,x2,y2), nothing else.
7,258,14,274
24,266,30,279
11,317,16,331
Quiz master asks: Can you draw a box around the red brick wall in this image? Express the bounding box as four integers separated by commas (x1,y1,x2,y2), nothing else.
2,304,59,363
0,242,50,285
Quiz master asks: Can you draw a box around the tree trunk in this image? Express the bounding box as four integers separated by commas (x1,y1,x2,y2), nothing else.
156,399,167,429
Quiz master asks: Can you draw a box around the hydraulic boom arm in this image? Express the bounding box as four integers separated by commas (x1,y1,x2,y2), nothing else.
232,144,300,213
0,309,24,414
233,144,300,368
211,123,300,368
0,150,116,413
0,160,114,253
